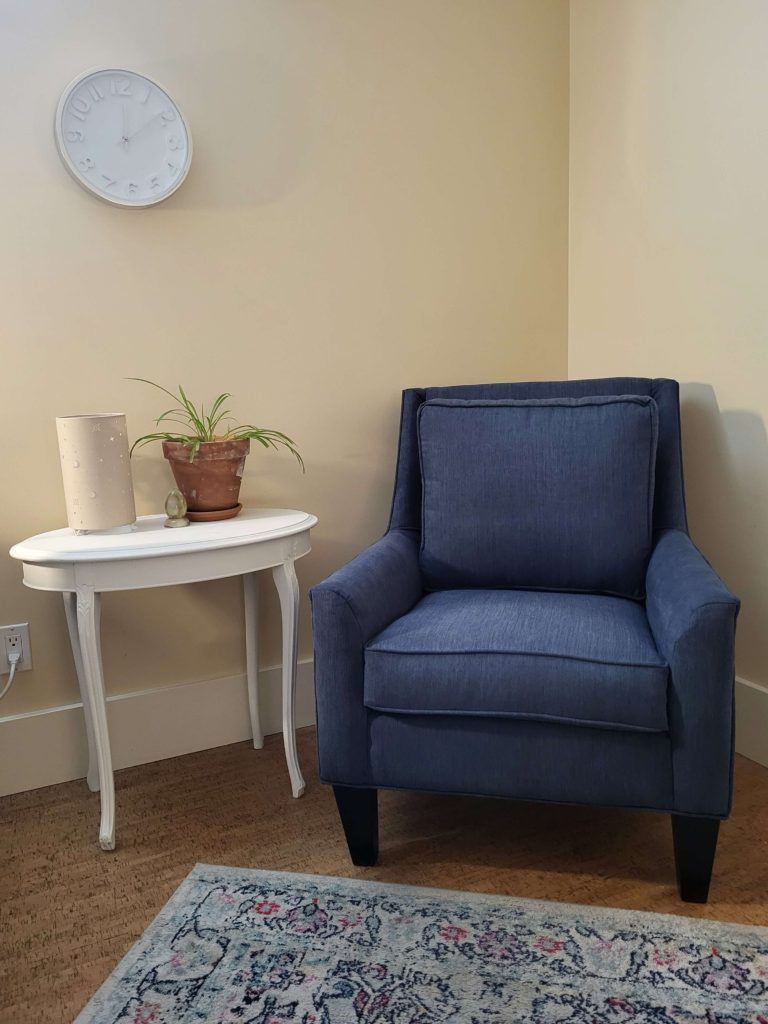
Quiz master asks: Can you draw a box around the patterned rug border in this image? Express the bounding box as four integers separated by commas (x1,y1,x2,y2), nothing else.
188,865,768,939
76,863,768,1023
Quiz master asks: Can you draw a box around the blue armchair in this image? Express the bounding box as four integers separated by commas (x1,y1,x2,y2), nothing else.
311,379,739,902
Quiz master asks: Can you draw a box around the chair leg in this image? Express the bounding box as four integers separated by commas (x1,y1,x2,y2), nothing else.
333,785,378,866
671,814,720,903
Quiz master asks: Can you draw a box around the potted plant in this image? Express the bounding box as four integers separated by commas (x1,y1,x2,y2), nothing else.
130,380,304,522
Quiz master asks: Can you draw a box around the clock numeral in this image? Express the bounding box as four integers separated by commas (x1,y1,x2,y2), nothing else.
147,174,162,191
65,129,84,143
167,134,183,150
69,96,90,121
101,173,117,189
138,83,151,104
78,156,95,171
127,182,139,195
160,108,177,123
167,160,178,177
110,77,132,96
87,82,105,102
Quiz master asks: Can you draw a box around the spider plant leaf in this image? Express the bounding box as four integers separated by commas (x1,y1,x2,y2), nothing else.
230,427,305,471
209,412,231,436
155,407,189,423
127,378,181,404
204,396,231,440
155,411,197,432
129,432,189,456
128,382,304,470
208,396,232,437
177,385,206,437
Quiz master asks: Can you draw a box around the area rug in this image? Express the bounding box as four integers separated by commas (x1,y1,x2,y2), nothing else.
75,865,768,1023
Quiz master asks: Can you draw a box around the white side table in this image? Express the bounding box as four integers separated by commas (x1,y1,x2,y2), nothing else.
10,507,317,851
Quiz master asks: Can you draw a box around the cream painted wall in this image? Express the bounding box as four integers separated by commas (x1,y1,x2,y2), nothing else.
569,0,768,684
0,1,569,716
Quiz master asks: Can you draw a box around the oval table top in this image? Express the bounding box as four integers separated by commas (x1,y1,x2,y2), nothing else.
10,508,318,564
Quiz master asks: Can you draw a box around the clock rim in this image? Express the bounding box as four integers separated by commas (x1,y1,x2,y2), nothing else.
54,66,193,209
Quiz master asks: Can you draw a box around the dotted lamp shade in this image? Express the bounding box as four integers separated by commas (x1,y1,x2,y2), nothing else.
56,414,136,532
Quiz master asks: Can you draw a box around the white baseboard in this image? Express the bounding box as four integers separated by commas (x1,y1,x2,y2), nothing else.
0,659,315,797
1,665,764,798
735,675,768,769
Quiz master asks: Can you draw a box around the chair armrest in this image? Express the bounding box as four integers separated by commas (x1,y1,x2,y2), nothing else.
646,530,739,655
646,530,739,816
311,528,422,644
310,529,422,784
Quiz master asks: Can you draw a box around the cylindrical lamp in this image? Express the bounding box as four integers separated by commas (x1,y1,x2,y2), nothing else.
56,414,136,533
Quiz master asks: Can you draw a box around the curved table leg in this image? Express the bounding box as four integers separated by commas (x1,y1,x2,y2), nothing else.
272,559,305,798
63,592,100,792
76,585,116,851
243,572,264,749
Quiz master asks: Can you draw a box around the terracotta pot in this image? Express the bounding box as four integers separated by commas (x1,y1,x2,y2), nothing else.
162,439,249,518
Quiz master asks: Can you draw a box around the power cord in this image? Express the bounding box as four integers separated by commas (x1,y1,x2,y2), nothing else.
0,648,22,701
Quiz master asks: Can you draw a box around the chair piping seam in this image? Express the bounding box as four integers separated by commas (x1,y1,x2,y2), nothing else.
363,703,667,733
365,647,667,671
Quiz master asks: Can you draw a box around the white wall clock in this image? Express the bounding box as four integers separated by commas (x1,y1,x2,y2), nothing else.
55,68,192,208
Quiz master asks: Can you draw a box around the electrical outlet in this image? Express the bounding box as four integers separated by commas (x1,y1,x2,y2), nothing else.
0,623,32,674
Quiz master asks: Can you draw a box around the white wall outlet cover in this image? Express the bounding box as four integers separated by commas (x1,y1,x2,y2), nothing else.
0,623,32,673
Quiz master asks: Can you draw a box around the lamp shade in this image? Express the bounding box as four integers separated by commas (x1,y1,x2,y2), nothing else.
56,414,136,532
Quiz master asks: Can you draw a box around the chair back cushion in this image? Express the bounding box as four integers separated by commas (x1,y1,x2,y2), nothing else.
388,378,686,539
417,395,658,597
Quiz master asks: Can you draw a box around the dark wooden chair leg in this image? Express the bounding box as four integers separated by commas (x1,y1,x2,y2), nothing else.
333,786,379,866
671,814,720,903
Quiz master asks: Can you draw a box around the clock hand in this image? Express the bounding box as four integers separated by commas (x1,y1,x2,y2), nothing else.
121,104,129,149
124,111,164,144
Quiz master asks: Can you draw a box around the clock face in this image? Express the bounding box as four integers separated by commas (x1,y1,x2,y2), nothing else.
55,68,192,207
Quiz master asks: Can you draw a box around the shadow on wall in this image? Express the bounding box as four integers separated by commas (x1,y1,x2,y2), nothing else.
680,383,768,684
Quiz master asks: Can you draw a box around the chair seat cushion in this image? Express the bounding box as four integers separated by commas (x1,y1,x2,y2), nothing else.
417,396,658,598
364,590,669,732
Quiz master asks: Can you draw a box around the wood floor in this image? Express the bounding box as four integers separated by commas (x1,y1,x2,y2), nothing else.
2,729,767,1024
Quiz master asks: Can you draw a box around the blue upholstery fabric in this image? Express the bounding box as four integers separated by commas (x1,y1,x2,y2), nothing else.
417,396,658,597
311,529,422,784
388,388,426,536
369,714,673,810
646,530,739,816
388,378,686,534
312,378,738,821
365,590,667,732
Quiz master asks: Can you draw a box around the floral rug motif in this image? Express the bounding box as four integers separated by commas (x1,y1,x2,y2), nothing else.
75,865,768,1023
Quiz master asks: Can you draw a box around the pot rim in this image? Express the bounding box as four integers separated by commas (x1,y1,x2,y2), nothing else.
162,437,250,461
162,438,250,446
